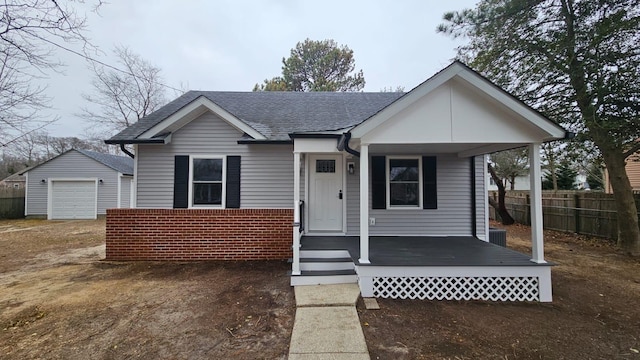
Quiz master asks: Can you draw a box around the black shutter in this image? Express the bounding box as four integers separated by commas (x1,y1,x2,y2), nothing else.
226,156,241,208
423,156,437,209
371,156,386,209
173,155,189,208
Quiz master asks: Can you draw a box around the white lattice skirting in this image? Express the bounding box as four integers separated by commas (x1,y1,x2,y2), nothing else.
372,276,540,301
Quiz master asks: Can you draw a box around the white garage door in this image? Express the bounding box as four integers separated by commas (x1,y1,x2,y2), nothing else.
50,180,97,219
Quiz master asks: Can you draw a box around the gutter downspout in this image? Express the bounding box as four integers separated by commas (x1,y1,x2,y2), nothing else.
338,132,360,157
120,144,135,159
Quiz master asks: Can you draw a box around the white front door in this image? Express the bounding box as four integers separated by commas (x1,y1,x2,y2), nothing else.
309,155,343,232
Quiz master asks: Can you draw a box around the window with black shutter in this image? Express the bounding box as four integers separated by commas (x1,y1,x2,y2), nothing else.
173,155,241,209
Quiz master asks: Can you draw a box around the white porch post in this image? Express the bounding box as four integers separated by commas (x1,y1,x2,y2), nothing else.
292,151,301,275
529,143,546,264
359,144,370,264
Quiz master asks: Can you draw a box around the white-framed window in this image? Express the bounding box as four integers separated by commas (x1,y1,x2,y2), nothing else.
387,156,422,208
189,155,226,208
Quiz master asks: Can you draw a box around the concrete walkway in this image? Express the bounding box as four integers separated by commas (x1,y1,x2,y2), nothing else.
288,284,370,360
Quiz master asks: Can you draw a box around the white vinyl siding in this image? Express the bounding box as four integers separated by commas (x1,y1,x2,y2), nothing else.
135,111,294,208
346,154,480,236
24,150,120,217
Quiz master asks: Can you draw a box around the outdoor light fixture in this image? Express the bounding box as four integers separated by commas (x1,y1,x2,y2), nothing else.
347,162,355,175
41,179,46,183
99,179,104,184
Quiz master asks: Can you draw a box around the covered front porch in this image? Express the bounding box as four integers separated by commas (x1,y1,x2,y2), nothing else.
301,235,543,266
300,235,552,302
288,62,568,302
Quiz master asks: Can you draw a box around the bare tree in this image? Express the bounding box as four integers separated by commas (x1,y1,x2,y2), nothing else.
488,148,528,225
488,163,515,225
80,45,168,137
490,149,529,190
0,0,98,146
10,131,45,166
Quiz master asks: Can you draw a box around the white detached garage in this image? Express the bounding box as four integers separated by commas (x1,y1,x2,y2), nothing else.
21,149,134,219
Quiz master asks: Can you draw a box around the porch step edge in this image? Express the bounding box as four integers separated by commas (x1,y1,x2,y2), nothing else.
299,269,356,276
300,262,355,271
300,257,354,263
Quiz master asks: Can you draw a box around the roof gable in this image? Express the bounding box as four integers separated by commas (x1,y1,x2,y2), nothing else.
138,96,267,141
350,61,567,143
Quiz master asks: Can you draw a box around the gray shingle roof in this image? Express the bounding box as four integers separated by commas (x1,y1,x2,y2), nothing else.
75,149,134,175
108,91,405,142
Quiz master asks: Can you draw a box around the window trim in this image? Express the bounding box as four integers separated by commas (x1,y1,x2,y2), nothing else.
188,155,226,208
386,156,423,209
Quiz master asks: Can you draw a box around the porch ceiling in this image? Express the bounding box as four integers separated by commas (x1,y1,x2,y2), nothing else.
301,236,552,267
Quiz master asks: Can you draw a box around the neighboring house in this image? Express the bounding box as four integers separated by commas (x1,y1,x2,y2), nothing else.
487,174,531,191
604,152,640,193
105,61,568,302
0,172,26,189
21,149,134,219
488,172,588,191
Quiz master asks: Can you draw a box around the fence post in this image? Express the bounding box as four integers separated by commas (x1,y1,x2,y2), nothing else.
574,194,580,234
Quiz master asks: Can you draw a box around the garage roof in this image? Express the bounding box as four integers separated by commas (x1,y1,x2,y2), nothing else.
21,149,134,176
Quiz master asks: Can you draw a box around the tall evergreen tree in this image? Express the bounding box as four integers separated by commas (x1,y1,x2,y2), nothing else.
544,161,578,190
254,39,365,92
439,0,640,255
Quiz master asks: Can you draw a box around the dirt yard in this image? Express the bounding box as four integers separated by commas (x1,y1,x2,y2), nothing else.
359,222,640,359
0,219,294,359
3,219,640,359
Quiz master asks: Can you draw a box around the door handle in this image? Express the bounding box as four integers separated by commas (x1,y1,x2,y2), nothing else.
338,190,343,199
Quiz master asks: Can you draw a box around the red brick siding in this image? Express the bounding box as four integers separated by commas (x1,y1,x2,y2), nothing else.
106,208,293,260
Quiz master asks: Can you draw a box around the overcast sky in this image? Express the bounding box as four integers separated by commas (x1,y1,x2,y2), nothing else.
43,0,478,138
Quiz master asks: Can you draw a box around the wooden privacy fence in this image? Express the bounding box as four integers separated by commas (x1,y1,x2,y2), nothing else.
489,190,640,240
0,188,25,219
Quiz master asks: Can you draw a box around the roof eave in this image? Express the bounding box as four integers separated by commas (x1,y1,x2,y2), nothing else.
288,133,343,139
105,133,172,145
237,139,293,145
105,138,167,145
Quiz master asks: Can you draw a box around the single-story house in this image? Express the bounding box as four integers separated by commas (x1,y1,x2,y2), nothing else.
0,172,26,189
21,149,134,219
488,174,531,191
105,61,569,302
488,172,588,191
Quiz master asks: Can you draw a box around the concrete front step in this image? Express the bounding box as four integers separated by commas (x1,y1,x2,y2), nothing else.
290,269,358,286
291,274,358,286
300,257,355,271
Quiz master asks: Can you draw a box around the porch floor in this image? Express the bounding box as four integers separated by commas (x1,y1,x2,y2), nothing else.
300,236,552,267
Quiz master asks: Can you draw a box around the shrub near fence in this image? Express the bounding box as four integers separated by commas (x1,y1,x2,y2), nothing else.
0,188,25,219
488,190,640,240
